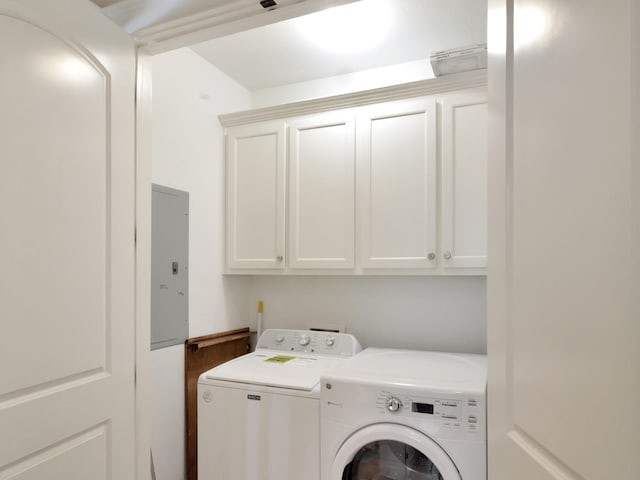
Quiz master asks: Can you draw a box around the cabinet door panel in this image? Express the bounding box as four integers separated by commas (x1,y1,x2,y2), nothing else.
226,122,285,269
289,114,355,268
358,100,437,269
442,93,488,268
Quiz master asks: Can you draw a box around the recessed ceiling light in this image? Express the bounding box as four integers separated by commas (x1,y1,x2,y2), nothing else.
296,0,392,55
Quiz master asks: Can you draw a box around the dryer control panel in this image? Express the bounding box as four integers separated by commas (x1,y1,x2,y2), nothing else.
256,329,362,356
374,389,484,436
322,379,486,442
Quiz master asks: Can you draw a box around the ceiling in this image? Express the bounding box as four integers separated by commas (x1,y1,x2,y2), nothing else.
93,0,487,91
94,0,314,34
191,0,486,90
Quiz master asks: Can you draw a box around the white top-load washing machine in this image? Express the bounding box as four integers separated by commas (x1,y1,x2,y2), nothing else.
198,329,362,480
321,348,487,480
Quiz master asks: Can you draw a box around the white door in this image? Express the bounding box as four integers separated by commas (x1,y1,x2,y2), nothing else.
226,121,286,270
488,1,640,479
288,112,355,269
0,1,137,479
358,99,437,269
441,92,488,269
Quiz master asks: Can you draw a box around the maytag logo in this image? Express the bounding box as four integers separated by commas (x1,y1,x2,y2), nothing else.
247,394,261,401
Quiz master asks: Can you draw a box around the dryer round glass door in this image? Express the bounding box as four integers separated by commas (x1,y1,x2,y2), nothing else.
332,424,461,480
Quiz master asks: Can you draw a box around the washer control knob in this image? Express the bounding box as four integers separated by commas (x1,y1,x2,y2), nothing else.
299,334,311,346
387,397,402,413
326,336,336,347
275,335,285,343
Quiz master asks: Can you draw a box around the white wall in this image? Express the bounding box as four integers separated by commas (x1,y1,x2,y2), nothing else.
150,47,252,480
251,59,434,108
151,48,252,339
248,276,486,354
150,346,185,480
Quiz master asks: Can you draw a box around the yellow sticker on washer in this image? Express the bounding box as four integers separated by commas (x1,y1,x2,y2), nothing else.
265,355,296,364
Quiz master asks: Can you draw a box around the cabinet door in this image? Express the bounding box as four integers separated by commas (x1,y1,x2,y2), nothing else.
441,93,488,269
358,99,437,269
289,113,355,269
226,121,286,269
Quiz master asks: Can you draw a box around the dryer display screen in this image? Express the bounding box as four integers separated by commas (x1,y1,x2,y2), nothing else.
411,402,434,414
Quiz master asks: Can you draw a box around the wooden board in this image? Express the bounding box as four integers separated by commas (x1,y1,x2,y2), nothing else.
185,327,252,480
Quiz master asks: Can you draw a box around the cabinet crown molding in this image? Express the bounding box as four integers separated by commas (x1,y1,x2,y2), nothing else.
219,69,487,127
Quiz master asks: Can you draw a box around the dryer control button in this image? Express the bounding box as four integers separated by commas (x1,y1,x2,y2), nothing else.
299,334,311,346
387,397,402,412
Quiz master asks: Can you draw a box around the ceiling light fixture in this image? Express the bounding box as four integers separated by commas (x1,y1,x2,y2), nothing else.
296,0,392,55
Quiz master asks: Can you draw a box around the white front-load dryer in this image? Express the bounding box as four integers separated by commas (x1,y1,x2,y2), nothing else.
320,348,487,480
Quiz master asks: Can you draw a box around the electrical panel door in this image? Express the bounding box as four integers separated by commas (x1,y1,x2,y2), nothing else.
151,184,189,350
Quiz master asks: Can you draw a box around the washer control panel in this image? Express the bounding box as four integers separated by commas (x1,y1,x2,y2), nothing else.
256,329,361,356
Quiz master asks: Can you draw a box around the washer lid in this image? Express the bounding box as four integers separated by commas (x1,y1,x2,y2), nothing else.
324,348,487,393
200,351,346,391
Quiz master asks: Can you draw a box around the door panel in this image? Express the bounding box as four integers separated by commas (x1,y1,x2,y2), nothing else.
0,13,108,398
487,1,640,479
289,113,355,268
2,426,107,480
151,185,189,350
0,1,136,479
226,121,286,269
358,100,437,269
441,93,488,269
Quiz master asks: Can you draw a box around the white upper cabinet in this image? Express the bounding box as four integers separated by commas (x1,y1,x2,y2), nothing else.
221,71,488,275
441,92,488,269
358,99,437,269
226,121,286,269
288,112,355,269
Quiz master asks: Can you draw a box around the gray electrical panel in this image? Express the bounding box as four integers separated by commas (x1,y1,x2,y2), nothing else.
151,184,189,350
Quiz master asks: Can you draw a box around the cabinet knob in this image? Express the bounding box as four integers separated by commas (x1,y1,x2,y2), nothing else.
443,251,452,260
276,255,283,261
427,252,435,260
